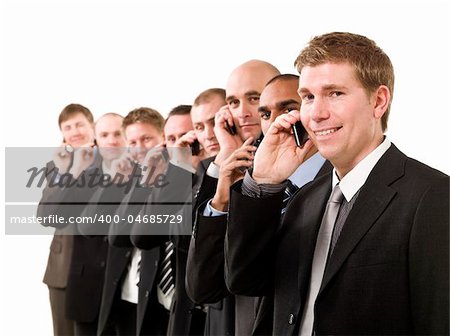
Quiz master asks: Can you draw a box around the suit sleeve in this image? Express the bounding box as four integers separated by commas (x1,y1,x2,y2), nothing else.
130,164,193,250
108,183,152,247
409,177,449,334
37,165,96,229
225,181,284,297
185,200,230,304
77,184,127,237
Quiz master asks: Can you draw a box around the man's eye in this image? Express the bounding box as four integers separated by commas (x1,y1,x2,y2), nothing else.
259,111,271,120
249,96,260,103
302,94,314,102
194,125,204,131
331,91,344,97
229,99,239,108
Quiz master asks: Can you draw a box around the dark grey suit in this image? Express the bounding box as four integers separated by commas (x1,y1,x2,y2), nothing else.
225,144,449,335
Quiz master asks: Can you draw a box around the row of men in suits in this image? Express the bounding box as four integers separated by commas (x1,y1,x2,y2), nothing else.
171,32,448,335
38,99,217,335
38,58,320,336
216,32,449,335
38,30,448,336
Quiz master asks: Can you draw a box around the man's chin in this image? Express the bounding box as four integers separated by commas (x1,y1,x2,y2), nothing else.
205,148,219,157
242,130,260,142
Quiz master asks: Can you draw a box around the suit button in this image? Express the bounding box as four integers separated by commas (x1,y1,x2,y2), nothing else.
100,261,105,268
145,290,150,298
125,251,131,258
288,313,295,325
113,278,118,286
103,236,108,242
154,260,158,266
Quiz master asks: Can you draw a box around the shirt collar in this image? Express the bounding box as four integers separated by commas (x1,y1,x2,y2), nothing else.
332,137,391,201
102,160,113,176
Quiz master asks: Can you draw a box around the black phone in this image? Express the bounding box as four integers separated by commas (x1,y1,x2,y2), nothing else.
161,147,170,162
292,121,308,148
225,120,237,135
191,139,201,156
286,108,308,148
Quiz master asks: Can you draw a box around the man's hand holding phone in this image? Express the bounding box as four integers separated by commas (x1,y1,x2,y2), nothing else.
53,142,74,174
69,141,96,179
214,105,243,167
252,110,317,185
110,152,135,183
211,138,256,211
167,130,205,171
140,144,169,186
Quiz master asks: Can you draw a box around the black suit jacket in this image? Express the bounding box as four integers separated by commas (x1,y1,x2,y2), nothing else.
106,180,165,336
40,159,109,322
131,163,207,336
225,144,449,335
187,161,332,335
39,161,74,289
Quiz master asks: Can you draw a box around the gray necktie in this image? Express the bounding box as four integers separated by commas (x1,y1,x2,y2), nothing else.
299,184,344,336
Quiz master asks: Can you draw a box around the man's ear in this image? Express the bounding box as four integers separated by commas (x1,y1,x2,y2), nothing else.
373,85,390,120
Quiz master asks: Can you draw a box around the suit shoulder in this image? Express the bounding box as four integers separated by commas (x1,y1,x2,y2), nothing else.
404,157,449,184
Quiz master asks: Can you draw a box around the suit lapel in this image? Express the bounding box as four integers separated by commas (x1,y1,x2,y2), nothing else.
319,145,406,293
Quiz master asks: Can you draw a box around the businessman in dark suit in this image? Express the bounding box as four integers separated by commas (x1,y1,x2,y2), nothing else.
131,89,228,336
42,113,127,335
225,32,449,335
187,60,283,336
186,73,331,336
38,103,95,336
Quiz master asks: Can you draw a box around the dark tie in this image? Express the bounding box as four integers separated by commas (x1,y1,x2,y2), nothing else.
299,184,344,336
158,241,175,296
282,180,299,214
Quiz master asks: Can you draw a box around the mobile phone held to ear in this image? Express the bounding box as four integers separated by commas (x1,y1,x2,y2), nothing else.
292,121,308,148
286,108,308,148
191,139,201,156
225,120,237,135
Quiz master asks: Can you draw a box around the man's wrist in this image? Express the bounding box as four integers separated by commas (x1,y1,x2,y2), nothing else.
211,195,228,212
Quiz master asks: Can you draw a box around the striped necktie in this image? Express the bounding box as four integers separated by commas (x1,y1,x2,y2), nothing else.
282,180,299,214
158,241,175,296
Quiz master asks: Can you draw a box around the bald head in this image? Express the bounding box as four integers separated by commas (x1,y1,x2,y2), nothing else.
225,59,280,141
226,60,280,94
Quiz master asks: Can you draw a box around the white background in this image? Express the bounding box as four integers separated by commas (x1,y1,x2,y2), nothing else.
1,0,449,335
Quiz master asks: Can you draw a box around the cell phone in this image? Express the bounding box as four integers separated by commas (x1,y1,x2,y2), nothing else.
161,147,170,162
286,108,308,148
225,120,237,135
191,139,201,156
253,134,263,148
292,121,308,148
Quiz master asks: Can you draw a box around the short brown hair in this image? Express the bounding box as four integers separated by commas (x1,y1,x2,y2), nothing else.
58,103,94,128
122,107,165,133
165,105,192,126
294,32,394,131
193,88,226,106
